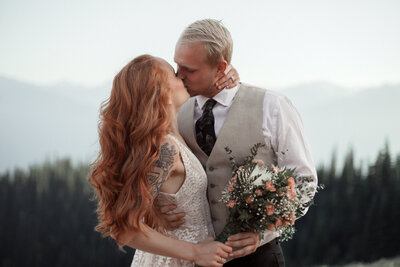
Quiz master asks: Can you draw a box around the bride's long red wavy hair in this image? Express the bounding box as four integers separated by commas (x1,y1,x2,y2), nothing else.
89,55,171,247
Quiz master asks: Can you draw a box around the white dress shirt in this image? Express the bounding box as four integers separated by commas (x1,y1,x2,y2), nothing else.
195,84,318,205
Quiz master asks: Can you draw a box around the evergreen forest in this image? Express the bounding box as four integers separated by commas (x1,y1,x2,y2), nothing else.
1,145,399,267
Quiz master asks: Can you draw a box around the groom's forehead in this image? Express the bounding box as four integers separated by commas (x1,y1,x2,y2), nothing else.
174,55,198,70
174,42,208,65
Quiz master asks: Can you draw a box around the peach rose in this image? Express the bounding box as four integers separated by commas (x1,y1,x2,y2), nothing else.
246,196,254,204
287,177,295,191
226,200,236,208
228,185,234,192
265,204,274,216
265,181,276,192
255,189,263,196
275,217,283,227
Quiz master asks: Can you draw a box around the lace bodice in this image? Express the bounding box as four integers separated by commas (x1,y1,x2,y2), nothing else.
131,135,214,267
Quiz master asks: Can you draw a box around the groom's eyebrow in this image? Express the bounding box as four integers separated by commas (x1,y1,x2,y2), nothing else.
179,65,195,71
175,60,194,70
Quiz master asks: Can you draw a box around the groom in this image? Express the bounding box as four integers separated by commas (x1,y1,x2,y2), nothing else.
165,19,318,266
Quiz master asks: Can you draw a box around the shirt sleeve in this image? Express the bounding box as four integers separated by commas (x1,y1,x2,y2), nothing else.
257,92,319,247
263,91,318,216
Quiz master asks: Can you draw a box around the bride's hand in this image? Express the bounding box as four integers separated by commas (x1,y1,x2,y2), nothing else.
192,237,232,267
215,64,240,90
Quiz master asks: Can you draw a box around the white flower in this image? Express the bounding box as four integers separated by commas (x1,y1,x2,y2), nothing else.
250,165,273,186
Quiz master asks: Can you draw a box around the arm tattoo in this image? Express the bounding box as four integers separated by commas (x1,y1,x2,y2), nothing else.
149,143,177,196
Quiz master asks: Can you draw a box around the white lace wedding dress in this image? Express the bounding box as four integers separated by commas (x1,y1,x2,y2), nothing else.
131,135,215,267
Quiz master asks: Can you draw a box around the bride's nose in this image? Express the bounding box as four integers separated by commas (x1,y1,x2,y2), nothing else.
176,67,185,80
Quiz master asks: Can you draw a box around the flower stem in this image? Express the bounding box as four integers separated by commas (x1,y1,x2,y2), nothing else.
215,224,239,243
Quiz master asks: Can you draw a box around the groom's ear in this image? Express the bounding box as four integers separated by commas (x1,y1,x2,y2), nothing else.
216,60,228,78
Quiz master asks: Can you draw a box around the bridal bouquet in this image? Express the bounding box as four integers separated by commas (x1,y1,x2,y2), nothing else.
216,143,321,243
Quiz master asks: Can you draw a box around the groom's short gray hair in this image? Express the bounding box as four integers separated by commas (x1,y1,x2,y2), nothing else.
177,19,233,66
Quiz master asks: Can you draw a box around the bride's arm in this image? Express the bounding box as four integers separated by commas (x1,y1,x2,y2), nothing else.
123,223,231,267
215,64,240,90
119,139,232,266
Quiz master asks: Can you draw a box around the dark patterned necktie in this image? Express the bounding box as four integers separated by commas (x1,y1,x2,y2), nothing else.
196,99,217,156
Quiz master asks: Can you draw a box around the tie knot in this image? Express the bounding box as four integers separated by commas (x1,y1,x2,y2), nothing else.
204,99,217,111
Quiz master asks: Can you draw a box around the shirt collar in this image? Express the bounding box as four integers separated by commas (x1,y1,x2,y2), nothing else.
195,84,240,109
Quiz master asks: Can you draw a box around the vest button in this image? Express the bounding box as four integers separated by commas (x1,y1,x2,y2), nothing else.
210,183,216,188
209,166,214,171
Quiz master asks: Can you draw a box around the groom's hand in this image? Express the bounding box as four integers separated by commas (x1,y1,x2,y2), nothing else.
225,232,260,259
158,204,186,230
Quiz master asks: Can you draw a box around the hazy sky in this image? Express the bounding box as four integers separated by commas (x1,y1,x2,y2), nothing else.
1,0,399,90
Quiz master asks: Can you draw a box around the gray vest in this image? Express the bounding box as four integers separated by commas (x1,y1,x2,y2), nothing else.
178,83,276,235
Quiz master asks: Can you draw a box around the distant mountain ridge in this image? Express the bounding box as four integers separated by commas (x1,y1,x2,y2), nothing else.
281,81,352,109
282,82,400,167
1,75,399,172
0,76,108,172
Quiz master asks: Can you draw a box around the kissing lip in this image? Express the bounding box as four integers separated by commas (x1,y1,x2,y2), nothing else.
183,84,190,92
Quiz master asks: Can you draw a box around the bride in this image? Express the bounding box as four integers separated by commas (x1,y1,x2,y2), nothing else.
89,54,236,266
